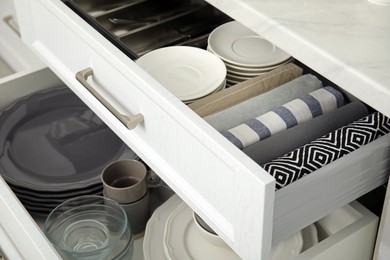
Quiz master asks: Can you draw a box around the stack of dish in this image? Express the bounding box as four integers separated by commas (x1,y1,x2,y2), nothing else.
0,87,137,216
207,21,293,87
136,46,227,104
144,195,317,260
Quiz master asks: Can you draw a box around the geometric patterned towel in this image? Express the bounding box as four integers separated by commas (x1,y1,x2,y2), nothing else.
222,86,345,149
262,112,390,190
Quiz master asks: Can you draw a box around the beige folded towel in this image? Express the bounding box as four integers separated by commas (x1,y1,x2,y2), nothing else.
188,63,303,117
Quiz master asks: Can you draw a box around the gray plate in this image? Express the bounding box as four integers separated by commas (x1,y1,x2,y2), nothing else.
0,87,129,191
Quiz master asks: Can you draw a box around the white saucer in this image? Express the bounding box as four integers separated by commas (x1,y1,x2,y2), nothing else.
143,195,182,260
208,21,291,68
224,57,294,73
136,46,226,102
144,195,305,260
163,201,241,260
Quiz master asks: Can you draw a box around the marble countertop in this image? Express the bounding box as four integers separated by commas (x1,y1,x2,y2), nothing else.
206,0,390,117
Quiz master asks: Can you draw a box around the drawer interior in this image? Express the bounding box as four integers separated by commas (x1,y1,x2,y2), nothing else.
63,0,231,58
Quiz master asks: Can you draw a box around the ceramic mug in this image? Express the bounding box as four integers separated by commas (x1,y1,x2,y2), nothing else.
101,159,149,204
120,190,151,236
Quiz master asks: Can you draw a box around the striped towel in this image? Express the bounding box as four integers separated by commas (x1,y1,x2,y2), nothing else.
222,86,345,149
242,101,369,165
262,112,390,190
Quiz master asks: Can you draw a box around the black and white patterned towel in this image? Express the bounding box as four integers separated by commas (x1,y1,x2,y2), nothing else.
222,86,345,149
262,112,390,190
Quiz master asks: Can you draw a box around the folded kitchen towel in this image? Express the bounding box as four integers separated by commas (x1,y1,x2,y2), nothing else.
204,74,323,132
243,101,369,165
262,111,390,190
222,86,345,149
189,63,303,117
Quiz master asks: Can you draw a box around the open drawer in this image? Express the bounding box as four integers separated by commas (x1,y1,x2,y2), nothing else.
0,68,63,260
12,0,390,259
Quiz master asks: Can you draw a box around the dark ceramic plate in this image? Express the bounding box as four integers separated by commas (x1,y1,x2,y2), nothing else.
0,87,128,191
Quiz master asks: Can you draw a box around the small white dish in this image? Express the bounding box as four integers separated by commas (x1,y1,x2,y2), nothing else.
226,78,242,85
136,46,226,102
208,21,291,68
226,73,253,81
143,195,182,260
145,195,304,260
163,202,241,260
224,57,294,73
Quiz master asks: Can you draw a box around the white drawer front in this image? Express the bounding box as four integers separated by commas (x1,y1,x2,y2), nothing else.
13,0,275,259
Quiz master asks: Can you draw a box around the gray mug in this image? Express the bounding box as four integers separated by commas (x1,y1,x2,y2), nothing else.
101,159,148,204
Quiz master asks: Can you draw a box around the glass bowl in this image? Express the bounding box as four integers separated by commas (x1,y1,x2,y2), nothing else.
44,195,129,260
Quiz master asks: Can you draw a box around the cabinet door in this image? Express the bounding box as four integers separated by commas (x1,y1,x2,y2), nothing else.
13,0,276,259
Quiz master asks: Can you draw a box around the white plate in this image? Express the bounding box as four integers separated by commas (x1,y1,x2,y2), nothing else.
183,80,226,104
225,57,294,73
144,195,304,260
163,201,241,260
143,195,182,260
226,78,242,85
136,46,226,102
226,73,253,81
208,21,291,68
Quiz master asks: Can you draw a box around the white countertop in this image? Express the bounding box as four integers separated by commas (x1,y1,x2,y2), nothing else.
206,0,390,117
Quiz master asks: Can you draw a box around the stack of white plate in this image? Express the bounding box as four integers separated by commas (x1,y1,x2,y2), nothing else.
136,46,227,104
144,195,318,260
207,21,293,87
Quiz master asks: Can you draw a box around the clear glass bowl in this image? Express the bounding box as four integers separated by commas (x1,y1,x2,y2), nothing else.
44,195,130,260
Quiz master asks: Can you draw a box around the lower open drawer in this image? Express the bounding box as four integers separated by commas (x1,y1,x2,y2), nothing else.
0,62,387,260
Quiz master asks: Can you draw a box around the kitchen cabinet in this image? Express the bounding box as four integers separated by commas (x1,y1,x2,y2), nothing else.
0,0,389,259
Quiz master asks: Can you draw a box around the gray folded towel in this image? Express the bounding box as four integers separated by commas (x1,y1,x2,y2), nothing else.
205,74,323,132
222,86,345,149
243,101,369,165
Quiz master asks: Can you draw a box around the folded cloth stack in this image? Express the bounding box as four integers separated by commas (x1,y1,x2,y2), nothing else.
263,112,390,190
204,74,323,132
189,63,303,117
243,101,370,165
222,86,345,149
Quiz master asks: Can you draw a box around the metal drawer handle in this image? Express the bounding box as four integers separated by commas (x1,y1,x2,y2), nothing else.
76,67,144,130
3,15,20,36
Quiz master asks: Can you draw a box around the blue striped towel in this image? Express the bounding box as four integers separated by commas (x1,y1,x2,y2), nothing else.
222,86,345,149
